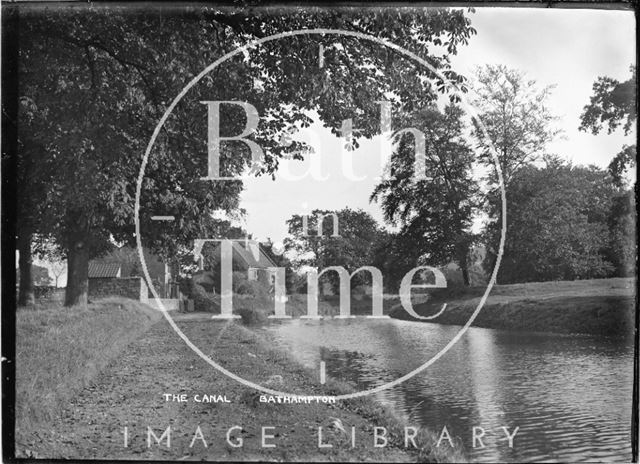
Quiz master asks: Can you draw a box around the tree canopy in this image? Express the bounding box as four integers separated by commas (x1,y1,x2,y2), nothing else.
284,208,384,292
496,159,618,283
471,64,561,186
371,104,479,285
580,65,636,137
579,65,636,187
12,5,477,305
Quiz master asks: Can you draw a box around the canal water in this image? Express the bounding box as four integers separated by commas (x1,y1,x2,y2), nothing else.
262,318,634,462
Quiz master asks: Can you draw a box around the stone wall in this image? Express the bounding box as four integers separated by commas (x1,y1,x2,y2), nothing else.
88,277,148,303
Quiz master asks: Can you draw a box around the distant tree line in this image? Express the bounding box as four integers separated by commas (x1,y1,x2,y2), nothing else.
281,65,636,289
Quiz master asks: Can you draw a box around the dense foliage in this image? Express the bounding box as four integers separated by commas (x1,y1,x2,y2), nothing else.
495,160,618,283
580,65,636,188
371,104,479,285
11,5,476,305
285,208,385,292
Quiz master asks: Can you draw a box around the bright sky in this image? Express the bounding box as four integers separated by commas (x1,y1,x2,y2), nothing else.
239,7,636,244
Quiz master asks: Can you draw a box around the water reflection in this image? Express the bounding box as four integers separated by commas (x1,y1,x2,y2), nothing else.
263,319,633,462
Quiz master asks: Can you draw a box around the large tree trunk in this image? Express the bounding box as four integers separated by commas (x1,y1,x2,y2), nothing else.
456,240,472,287
461,265,470,287
17,229,35,306
64,239,90,307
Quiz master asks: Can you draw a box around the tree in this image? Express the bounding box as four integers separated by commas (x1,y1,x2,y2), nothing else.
17,264,52,288
471,65,562,281
471,64,561,185
579,66,636,278
606,190,636,277
607,145,637,188
579,65,636,187
32,265,53,287
580,66,636,136
18,10,256,306
371,104,479,285
494,159,617,283
13,5,476,306
284,208,384,292
50,260,66,288
15,97,56,305
369,230,418,292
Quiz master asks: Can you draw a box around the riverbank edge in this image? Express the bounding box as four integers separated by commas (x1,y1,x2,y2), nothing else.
389,291,636,337
236,321,467,463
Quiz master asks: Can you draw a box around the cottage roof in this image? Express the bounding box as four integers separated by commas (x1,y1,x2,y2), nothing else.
88,262,121,278
231,241,276,269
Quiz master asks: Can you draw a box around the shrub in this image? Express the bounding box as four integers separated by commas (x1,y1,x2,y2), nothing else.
235,296,270,325
231,271,248,292
191,282,220,313
178,278,220,313
235,278,270,298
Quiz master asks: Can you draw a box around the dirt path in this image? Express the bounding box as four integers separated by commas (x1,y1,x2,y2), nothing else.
24,316,418,462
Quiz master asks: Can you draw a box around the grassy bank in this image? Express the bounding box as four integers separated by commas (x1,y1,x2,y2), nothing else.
15,297,162,449
390,277,636,337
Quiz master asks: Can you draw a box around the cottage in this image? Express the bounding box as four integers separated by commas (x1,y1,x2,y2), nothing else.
90,246,177,298
193,241,276,293
87,261,148,302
